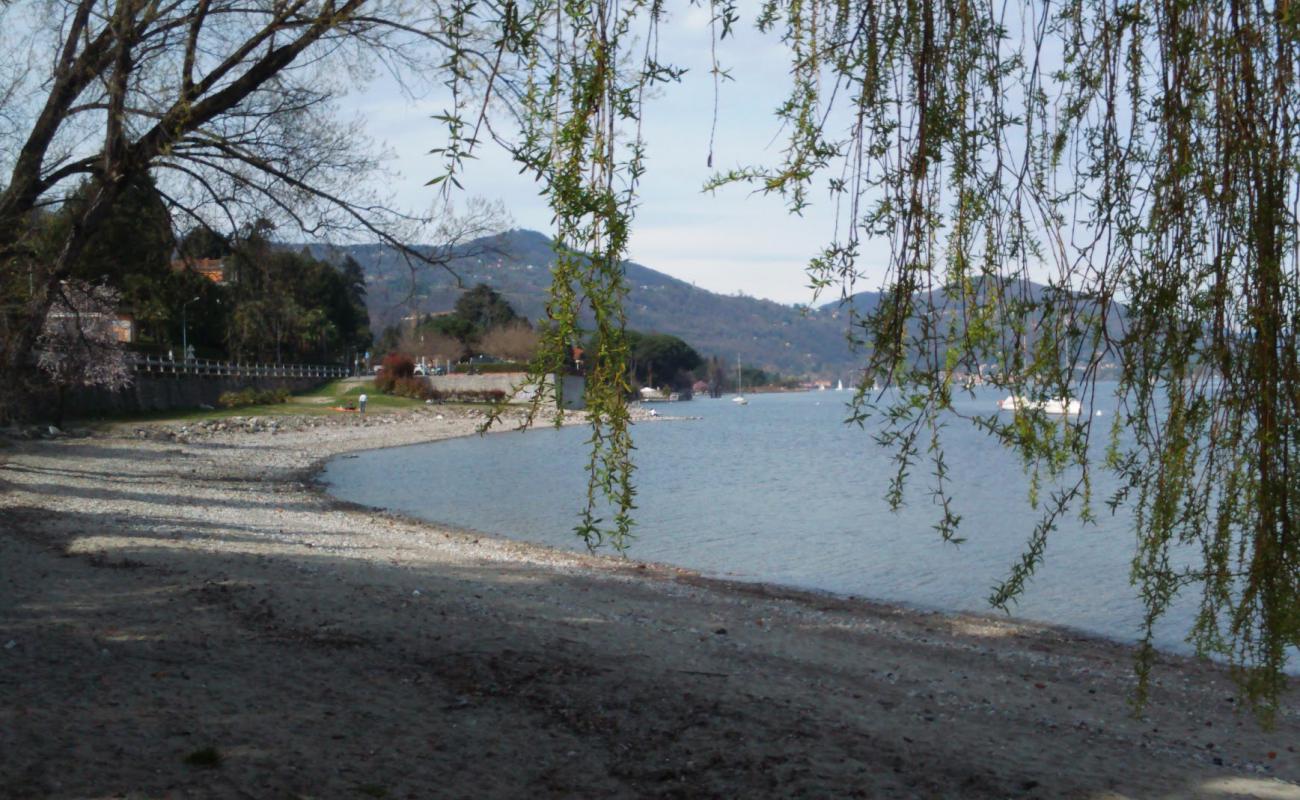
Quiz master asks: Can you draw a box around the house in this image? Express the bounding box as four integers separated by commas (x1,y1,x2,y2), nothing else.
46,311,136,343
172,257,226,284
108,313,135,343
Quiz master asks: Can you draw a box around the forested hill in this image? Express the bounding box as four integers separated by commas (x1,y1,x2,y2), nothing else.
327,229,871,378
321,229,1119,379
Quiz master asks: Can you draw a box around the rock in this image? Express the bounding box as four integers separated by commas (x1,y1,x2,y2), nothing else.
47,425,62,436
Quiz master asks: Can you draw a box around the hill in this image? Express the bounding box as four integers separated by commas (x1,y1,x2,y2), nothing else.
325,230,868,378
321,230,1120,379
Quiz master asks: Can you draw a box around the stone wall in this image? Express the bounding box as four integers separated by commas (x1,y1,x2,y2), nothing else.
425,373,585,409
50,374,327,420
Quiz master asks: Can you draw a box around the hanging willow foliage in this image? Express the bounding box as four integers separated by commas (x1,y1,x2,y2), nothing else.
440,0,1299,718
730,0,1300,718
439,0,681,551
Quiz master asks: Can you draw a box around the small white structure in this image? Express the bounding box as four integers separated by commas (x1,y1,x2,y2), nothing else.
997,395,1081,416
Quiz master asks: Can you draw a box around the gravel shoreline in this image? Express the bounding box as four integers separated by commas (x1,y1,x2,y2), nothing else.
1,408,1298,799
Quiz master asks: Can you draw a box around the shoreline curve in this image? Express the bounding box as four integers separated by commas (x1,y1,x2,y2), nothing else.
1,407,1296,798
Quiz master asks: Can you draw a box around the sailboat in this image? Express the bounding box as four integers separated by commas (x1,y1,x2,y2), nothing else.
836,379,844,391
732,357,748,405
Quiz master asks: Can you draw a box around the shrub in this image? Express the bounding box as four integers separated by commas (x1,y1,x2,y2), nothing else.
217,389,252,408
450,361,529,374
375,353,414,393
372,368,513,406
393,376,432,399
382,352,415,378
441,388,508,403
216,387,290,409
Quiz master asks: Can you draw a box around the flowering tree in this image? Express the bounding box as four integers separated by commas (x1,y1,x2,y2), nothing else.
36,280,132,424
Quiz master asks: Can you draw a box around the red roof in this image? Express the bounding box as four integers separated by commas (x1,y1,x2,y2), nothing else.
172,258,225,283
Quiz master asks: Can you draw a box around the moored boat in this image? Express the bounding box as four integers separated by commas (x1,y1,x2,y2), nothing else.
997,395,1081,416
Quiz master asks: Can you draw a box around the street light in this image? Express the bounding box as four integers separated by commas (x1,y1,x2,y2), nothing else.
181,296,200,361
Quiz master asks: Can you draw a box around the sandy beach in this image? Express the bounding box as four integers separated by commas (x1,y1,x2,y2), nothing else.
1,407,1297,799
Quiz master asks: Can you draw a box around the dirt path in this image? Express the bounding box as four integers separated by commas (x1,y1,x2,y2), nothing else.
1,413,1297,799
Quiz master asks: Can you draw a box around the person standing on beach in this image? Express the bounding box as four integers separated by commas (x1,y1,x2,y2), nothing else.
358,393,367,414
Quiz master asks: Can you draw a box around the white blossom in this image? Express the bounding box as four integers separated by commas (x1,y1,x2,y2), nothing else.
36,281,133,392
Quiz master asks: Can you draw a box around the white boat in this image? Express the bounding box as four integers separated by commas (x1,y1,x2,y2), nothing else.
997,395,1081,416
733,357,748,405
639,386,678,403
836,379,844,391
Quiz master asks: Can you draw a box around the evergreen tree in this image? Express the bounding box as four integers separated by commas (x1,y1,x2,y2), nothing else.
452,283,523,335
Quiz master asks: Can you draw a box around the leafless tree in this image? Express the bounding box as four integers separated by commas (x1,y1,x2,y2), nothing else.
0,0,509,418
478,320,537,362
397,328,463,363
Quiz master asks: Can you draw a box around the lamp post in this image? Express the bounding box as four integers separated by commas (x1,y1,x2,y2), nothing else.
181,296,200,361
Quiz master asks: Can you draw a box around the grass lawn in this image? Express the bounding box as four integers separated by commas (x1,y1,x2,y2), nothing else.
75,379,432,426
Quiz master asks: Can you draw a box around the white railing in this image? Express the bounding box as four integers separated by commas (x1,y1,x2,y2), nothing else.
128,354,350,379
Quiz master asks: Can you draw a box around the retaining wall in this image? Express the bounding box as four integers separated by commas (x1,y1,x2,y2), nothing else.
426,373,585,409
51,373,327,420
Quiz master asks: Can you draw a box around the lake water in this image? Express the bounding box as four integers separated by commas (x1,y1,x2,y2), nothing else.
322,387,1294,667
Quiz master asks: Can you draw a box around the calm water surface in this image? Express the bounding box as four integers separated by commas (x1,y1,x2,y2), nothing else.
322,388,1293,666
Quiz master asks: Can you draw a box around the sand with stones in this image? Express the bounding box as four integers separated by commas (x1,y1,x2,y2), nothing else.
1,408,1297,799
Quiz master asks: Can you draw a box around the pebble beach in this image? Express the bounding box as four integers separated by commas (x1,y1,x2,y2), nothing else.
1,407,1297,798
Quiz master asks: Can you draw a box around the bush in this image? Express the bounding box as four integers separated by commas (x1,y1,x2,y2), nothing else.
375,352,414,393
383,352,415,377
372,377,510,405
441,388,508,403
392,376,432,400
451,361,528,374
216,386,290,409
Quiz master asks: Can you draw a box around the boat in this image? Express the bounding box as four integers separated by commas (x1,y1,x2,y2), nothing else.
836,379,844,391
639,386,678,403
997,395,1081,416
732,357,748,405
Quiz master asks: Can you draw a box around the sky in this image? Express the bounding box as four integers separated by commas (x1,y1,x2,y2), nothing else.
343,5,878,307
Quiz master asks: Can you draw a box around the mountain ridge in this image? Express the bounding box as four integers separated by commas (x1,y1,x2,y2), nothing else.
325,229,870,378
322,230,1117,379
